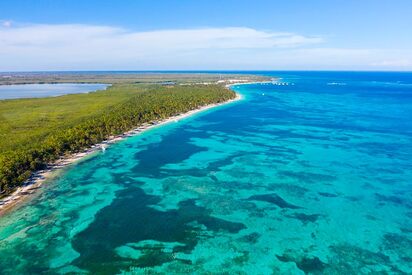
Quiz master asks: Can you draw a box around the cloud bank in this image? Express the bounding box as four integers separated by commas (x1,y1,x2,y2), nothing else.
0,23,411,71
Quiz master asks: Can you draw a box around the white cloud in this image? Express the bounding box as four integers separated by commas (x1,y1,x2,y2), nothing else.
0,24,322,50
370,59,412,67
0,22,411,71
1,20,12,28
0,23,322,70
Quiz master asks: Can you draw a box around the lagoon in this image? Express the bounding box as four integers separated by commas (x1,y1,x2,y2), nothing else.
0,83,109,100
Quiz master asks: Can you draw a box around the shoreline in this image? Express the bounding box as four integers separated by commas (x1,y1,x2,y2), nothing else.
0,92,243,217
226,80,273,88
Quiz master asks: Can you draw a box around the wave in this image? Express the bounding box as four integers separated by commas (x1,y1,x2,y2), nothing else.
327,82,347,86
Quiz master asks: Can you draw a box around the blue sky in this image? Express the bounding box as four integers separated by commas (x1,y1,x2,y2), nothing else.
1,0,411,71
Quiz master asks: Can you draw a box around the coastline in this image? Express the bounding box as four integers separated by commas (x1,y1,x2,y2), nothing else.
226,80,272,88
0,92,243,217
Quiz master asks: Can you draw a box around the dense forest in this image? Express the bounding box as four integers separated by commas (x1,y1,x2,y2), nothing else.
0,84,236,194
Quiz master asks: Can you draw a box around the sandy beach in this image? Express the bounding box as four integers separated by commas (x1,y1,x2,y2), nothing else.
0,92,243,217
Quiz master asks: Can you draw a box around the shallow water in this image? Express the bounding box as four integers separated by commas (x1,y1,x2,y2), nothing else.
0,72,411,274
0,83,109,99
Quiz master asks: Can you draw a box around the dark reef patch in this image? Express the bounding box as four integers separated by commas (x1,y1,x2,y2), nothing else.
157,153,243,180
276,254,327,274
296,257,327,274
318,192,338,198
71,186,245,274
238,232,261,244
247,193,302,209
267,183,309,197
278,170,336,184
286,213,322,225
365,214,378,221
375,193,409,207
131,129,207,177
381,233,412,257
400,227,412,234
344,195,361,202
326,244,407,273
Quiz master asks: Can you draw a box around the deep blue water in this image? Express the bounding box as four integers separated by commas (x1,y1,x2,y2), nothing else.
0,71,411,274
0,83,109,99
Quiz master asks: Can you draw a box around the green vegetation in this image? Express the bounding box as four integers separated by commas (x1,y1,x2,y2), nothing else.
0,84,236,194
0,72,268,85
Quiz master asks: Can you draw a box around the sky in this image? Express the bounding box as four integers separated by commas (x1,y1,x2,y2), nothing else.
0,0,411,71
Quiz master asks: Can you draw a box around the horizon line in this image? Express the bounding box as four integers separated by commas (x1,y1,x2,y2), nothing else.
1,69,412,74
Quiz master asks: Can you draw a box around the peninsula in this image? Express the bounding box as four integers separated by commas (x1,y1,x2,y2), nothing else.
0,72,268,215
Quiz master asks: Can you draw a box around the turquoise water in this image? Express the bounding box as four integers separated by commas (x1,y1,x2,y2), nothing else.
0,83,109,99
0,72,412,274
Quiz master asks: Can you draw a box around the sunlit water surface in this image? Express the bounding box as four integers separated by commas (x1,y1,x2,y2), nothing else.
0,72,411,274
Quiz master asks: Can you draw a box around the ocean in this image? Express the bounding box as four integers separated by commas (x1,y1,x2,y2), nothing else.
0,71,411,274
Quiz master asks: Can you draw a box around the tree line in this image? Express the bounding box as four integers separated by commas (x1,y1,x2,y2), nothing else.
0,84,235,194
